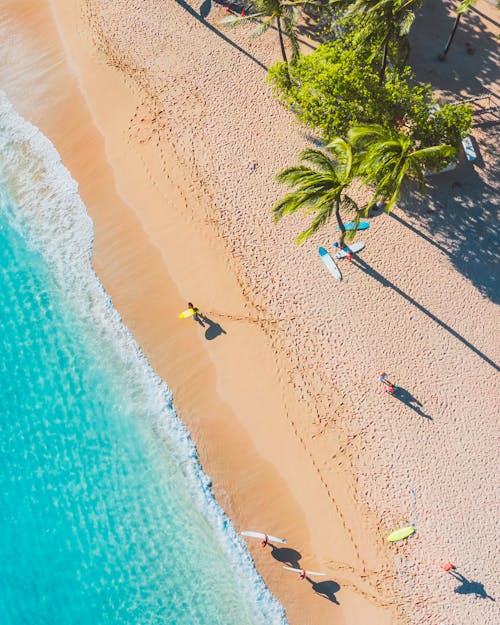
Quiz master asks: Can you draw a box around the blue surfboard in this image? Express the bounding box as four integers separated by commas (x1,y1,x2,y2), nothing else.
336,221,370,231
319,247,342,281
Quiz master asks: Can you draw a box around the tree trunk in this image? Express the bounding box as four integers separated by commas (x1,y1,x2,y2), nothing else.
277,17,289,65
379,34,390,84
442,14,462,58
335,199,347,248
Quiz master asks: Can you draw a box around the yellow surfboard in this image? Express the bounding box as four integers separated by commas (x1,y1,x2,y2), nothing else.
387,526,415,542
178,308,198,319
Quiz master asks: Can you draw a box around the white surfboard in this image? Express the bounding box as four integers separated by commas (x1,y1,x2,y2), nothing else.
241,531,287,544
282,566,326,576
318,247,342,281
334,242,365,259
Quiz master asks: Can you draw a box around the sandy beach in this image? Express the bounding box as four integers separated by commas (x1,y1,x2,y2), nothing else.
1,1,498,624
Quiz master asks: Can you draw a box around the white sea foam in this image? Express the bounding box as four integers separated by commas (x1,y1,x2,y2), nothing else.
0,91,288,625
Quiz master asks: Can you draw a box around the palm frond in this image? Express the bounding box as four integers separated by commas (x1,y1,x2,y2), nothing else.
399,10,415,35
272,190,317,221
296,201,335,245
340,195,361,241
410,144,456,161
348,123,390,145
384,159,409,212
218,12,265,27
283,0,322,6
457,0,477,13
301,191,338,215
298,148,337,175
340,194,360,217
327,138,353,182
276,167,336,192
275,164,314,185
272,182,336,221
249,15,275,38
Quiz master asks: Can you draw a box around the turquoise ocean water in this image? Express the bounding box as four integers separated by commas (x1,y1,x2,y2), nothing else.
0,93,286,625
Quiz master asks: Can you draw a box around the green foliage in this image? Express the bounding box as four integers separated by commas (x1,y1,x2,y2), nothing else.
219,0,316,64
348,124,456,210
412,103,473,160
267,0,474,235
268,31,472,159
273,141,361,244
268,35,401,138
456,0,477,13
337,0,422,79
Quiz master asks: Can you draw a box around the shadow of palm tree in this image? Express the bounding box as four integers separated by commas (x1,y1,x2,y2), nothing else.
199,0,212,19
409,0,499,96
396,158,499,304
401,0,500,302
175,0,268,70
351,256,499,372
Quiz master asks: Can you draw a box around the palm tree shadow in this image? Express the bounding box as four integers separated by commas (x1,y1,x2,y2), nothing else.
175,0,268,71
392,386,432,420
449,570,495,601
409,0,499,98
201,315,227,340
307,577,340,604
199,0,212,19
351,256,499,372
404,0,500,303
396,163,499,304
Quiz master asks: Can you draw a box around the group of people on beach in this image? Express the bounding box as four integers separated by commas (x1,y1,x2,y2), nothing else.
187,300,482,602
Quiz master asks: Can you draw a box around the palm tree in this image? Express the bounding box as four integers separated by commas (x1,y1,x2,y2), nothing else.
219,0,314,65
348,124,456,211
333,0,421,81
272,139,362,246
439,0,477,61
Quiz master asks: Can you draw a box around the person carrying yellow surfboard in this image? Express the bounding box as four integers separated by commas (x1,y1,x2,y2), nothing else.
187,302,205,326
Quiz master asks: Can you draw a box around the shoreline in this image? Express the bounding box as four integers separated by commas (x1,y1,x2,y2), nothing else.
2,1,498,625
0,90,288,625
2,1,398,623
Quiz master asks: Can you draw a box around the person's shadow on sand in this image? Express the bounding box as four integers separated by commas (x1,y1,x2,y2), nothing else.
270,546,302,568
308,578,340,604
393,386,432,420
449,570,495,600
271,546,341,604
200,315,226,340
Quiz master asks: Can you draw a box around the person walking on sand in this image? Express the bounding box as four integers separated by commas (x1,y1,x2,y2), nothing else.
378,372,396,395
440,562,456,572
333,241,353,260
188,302,205,327
260,534,268,548
298,569,306,581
